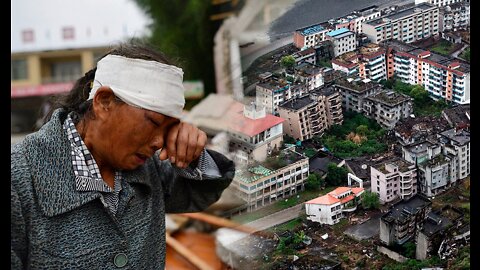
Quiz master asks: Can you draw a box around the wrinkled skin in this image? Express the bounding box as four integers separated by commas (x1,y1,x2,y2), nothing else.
76,86,207,187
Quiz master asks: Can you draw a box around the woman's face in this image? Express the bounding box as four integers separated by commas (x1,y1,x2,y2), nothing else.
91,101,179,171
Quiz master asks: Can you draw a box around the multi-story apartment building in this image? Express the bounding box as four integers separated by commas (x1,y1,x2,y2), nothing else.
362,3,439,44
438,128,470,180
227,101,285,163
295,62,324,91
231,147,309,211
278,96,326,141
256,78,293,115
292,5,380,50
311,85,344,128
293,23,332,49
305,186,364,225
380,194,432,246
439,1,470,32
332,43,387,81
363,91,413,129
394,116,450,146
384,40,470,104
291,47,316,65
415,0,464,7
334,76,383,113
325,28,357,57
401,129,469,198
371,157,418,204
278,84,343,141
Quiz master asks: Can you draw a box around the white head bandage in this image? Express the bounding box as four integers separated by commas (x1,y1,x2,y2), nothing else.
88,54,185,119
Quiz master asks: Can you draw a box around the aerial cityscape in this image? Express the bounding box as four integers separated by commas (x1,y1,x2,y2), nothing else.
209,0,470,268
11,0,470,269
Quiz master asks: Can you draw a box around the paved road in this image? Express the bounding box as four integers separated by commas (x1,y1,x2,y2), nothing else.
244,203,304,232
451,43,469,58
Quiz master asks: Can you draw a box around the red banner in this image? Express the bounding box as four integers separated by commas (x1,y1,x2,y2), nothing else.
11,82,74,98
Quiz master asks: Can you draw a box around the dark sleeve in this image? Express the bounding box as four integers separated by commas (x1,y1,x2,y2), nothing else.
11,185,27,269
155,149,235,213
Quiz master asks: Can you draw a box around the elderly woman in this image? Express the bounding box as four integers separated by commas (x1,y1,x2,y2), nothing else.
11,42,235,269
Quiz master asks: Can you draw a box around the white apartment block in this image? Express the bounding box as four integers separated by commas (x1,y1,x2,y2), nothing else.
385,40,470,104
401,131,469,198
415,0,464,7
228,101,285,163
332,43,386,81
256,79,294,115
293,24,332,49
326,28,357,57
292,5,381,49
232,148,309,212
305,187,364,225
438,128,470,180
363,91,413,130
362,3,439,44
295,62,324,91
439,1,470,32
334,76,383,113
371,158,417,204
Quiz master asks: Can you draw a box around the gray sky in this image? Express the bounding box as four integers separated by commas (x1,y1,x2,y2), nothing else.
11,0,152,53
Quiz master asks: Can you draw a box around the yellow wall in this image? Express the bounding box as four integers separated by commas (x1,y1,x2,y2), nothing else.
11,47,108,87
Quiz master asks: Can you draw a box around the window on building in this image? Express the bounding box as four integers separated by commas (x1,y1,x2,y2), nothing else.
21,29,35,43
62,27,75,40
11,59,28,80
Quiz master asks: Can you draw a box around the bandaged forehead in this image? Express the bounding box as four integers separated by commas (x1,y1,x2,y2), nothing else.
88,54,185,119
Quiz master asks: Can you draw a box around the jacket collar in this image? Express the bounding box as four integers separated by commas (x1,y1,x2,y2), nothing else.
23,109,152,217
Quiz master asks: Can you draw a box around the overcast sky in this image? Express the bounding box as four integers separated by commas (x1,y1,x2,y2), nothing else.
11,0,152,53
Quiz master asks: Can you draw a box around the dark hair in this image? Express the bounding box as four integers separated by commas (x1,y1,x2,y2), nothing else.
44,39,178,123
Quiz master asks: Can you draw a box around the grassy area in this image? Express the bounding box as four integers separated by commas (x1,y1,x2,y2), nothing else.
269,216,304,232
231,186,336,224
429,40,454,56
459,47,470,62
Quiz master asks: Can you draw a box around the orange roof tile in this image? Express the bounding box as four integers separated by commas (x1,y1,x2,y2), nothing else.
328,187,351,196
340,194,355,204
305,194,340,205
227,102,285,137
351,187,365,195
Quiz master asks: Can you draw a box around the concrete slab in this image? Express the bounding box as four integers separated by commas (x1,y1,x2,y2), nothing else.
343,212,382,241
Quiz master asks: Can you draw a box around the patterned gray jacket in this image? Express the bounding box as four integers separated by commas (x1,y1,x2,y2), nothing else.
11,108,235,269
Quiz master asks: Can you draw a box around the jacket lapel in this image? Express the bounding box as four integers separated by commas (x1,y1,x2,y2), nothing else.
23,109,101,217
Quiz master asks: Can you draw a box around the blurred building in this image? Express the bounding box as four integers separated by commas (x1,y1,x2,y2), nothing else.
11,0,151,134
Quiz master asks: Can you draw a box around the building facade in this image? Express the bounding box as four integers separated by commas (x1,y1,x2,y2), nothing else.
278,85,343,141
363,91,413,129
384,40,470,104
325,28,357,57
362,3,439,44
380,194,432,246
305,186,364,225
439,1,470,32
232,148,309,212
228,102,285,163
334,76,383,113
371,158,418,204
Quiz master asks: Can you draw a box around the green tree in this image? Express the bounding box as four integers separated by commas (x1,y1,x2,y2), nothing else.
356,125,369,136
133,0,217,98
325,163,348,186
281,55,296,70
410,85,430,106
403,242,416,258
361,190,380,209
306,173,324,190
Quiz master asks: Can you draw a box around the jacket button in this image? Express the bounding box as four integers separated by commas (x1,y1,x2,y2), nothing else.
114,253,128,268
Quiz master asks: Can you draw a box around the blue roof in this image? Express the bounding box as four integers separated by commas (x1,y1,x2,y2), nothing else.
326,28,350,37
300,25,324,36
